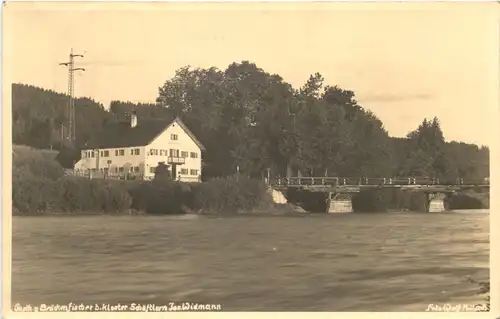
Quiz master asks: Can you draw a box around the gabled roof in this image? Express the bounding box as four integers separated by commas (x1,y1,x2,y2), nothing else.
82,116,206,151
171,117,206,151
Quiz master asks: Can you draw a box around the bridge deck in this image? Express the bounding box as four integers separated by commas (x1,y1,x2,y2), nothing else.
269,177,489,192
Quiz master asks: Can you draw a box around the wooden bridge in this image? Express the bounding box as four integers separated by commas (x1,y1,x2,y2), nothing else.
267,176,489,213
269,176,489,191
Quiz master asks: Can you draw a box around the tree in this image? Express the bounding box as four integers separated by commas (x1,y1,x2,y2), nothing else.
154,162,171,181
13,63,489,184
12,84,110,151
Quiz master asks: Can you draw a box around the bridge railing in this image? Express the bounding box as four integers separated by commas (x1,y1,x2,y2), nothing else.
270,176,485,187
271,177,425,186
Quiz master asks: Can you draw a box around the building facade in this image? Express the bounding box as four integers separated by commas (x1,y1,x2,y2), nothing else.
74,113,205,182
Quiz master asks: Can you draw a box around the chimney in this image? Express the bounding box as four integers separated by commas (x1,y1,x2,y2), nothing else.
130,111,137,128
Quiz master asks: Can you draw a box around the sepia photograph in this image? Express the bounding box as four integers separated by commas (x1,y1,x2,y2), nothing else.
3,0,497,314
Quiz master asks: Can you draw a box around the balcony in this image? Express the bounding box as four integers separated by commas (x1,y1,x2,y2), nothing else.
167,156,186,165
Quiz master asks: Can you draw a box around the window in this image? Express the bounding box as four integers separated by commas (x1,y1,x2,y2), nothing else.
180,168,189,175
190,152,198,159
171,134,178,141
134,149,140,155
160,150,165,156
91,151,95,158
103,150,109,157
181,151,189,158
134,166,140,172
119,149,124,156
150,167,156,174
119,167,124,173
115,150,119,156
190,169,198,176
169,149,179,157
130,149,134,155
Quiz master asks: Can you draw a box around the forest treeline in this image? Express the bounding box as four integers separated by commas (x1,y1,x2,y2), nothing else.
12,61,489,182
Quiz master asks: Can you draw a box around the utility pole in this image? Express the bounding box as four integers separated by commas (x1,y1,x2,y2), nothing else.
59,48,85,144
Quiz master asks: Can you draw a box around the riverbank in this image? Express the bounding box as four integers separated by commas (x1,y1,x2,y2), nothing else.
284,187,489,214
13,145,488,215
13,174,489,216
13,144,278,215
13,202,310,217
13,174,276,216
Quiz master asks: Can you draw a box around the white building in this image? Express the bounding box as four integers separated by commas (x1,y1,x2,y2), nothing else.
74,112,205,182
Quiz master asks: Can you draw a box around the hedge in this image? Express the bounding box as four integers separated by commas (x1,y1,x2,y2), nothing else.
13,152,272,215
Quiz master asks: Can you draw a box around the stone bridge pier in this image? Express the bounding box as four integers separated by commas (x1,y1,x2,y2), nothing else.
425,192,449,212
327,192,355,213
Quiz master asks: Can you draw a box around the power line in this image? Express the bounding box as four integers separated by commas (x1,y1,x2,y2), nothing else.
59,48,85,144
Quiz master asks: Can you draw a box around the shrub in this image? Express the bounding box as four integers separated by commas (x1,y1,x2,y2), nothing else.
13,152,64,180
12,174,133,214
449,194,486,210
12,147,272,215
191,175,272,213
128,181,153,211
103,181,133,212
12,175,58,214
55,177,90,211
54,145,81,169
352,189,394,212
153,162,171,181
128,179,186,214
12,145,66,214
351,189,430,212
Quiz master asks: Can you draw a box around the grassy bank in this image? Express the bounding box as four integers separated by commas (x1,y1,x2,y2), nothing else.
12,145,274,215
352,188,489,213
352,189,430,212
284,187,489,213
13,145,489,215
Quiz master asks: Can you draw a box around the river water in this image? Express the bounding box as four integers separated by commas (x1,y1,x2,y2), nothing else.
12,210,489,311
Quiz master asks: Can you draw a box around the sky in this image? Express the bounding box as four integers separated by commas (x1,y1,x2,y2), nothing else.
4,1,499,146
